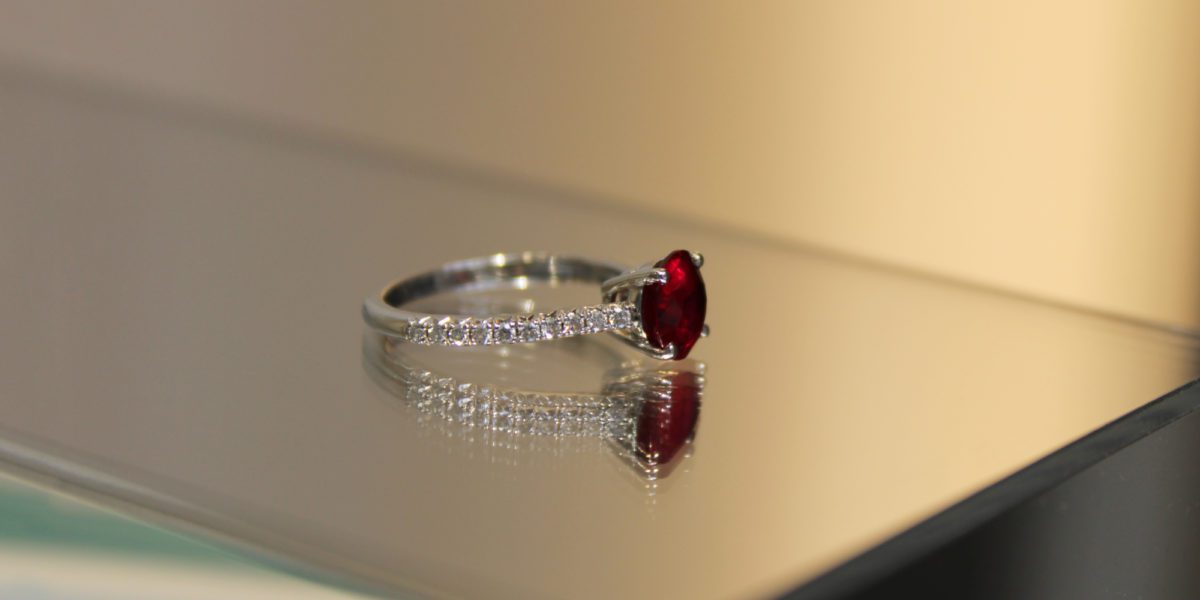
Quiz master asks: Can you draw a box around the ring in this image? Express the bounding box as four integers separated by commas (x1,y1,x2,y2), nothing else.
362,249,708,360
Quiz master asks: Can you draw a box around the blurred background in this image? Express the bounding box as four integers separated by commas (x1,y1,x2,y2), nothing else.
3,2,1200,598
3,1,1199,329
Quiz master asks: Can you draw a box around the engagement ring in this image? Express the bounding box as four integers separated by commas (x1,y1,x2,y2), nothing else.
362,250,708,360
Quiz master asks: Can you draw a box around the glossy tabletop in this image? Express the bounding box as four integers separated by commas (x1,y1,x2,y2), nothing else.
2,68,1198,599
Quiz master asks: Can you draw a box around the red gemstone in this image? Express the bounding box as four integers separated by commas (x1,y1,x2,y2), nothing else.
635,372,702,466
641,250,707,359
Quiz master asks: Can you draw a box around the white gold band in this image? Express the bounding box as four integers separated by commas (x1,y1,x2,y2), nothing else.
362,252,637,347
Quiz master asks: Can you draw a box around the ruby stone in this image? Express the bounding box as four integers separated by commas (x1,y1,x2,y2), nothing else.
641,250,706,359
635,371,701,466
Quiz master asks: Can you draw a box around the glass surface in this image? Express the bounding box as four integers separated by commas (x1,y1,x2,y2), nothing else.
2,68,1199,598
0,474,366,599
804,380,1200,599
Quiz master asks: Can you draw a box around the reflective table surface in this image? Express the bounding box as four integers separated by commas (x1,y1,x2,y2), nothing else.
2,67,1199,598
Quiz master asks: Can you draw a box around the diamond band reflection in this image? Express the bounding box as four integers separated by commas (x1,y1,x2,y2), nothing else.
363,334,703,480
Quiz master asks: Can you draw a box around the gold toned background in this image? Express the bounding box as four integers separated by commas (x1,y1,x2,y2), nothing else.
3,1,1198,328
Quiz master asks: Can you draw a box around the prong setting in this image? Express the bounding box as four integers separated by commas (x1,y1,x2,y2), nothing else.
601,267,668,295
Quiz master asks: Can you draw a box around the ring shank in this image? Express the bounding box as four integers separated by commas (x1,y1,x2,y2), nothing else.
381,253,624,308
364,252,629,338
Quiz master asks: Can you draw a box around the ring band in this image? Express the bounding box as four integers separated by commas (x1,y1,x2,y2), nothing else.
362,250,708,360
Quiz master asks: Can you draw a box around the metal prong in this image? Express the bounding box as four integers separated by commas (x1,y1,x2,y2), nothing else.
601,267,668,294
701,324,710,338
639,342,678,361
690,251,704,268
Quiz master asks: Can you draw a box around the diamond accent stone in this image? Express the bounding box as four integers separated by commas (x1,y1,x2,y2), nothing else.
542,313,560,338
520,316,546,343
550,310,571,337
409,318,433,344
491,318,517,344
456,383,476,421
462,318,485,345
440,318,466,346
475,385,495,426
559,310,584,337
513,397,536,433
558,400,582,435
609,304,632,329
493,391,514,430
530,395,556,435
433,377,455,415
584,307,608,333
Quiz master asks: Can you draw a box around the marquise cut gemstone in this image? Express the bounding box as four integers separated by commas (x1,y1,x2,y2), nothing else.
640,250,706,359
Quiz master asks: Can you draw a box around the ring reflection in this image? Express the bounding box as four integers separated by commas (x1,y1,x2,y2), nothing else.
362,332,705,484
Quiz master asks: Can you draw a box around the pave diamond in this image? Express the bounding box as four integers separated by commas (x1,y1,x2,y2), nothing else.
550,311,570,337
433,377,455,415
558,400,582,435
584,307,608,332
531,396,556,435
410,371,435,410
581,403,606,434
542,313,560,339
493,391,514,430
436,318,463,346
513,397,536,433
475,385,495,426
520,316,546,342
491,318,517,344
462,318,485,345
456,383,476,421
409,318,433,343
559,310,584,337
609,304,632,329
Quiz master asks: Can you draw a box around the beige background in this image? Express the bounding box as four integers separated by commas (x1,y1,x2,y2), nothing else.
3,1,1199,328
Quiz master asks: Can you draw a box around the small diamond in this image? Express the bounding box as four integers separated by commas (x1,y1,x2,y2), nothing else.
411,373,435,410
530,396,556,434
433,377,455,416
464,319,487,345
493,391,514,430
520,316,546,342
409,318,433,343
607,411,633,438
559,400,582,435
407,369,434,389
609,304,632,329
584,307,608,332
550,311,569,337
491,318,517,344
475,386,495,426
440,318,466,346
456,383,476,421
557,310,583,337
580,402,605,434
512,397,536,433
542,313,560,339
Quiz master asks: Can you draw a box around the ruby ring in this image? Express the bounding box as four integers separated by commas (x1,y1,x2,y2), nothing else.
362,250,708,360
